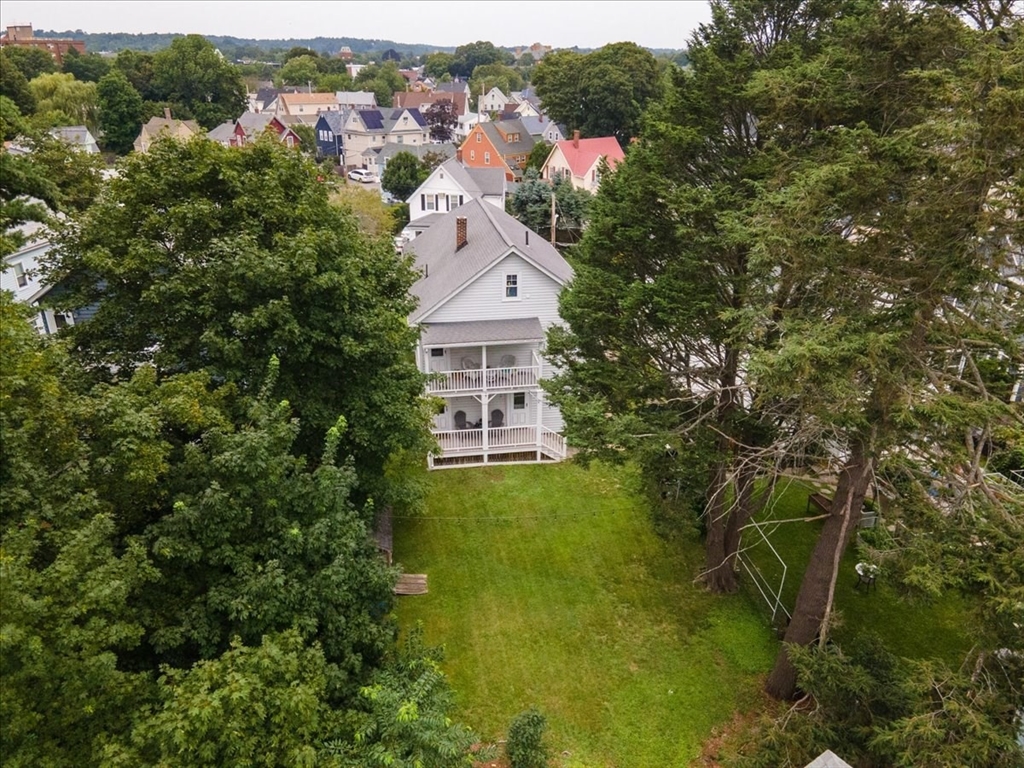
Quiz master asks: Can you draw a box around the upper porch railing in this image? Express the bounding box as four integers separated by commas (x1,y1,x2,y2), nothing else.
426,365,540,395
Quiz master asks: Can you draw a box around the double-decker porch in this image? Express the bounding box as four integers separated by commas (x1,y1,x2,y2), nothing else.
418,318,568,469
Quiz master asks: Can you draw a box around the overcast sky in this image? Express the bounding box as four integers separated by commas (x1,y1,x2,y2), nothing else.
0,1,712,50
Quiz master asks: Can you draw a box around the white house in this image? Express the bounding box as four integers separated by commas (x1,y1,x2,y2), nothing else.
1,222,77,334
477,86,509,115
404,158,507,238
406,199,573,468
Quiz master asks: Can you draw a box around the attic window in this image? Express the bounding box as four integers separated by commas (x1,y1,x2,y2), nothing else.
505,273,518,299
476,133,482,143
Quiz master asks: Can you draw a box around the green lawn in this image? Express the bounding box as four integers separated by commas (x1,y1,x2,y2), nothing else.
739,478,973,662
393,463,974,766
393,462,775,767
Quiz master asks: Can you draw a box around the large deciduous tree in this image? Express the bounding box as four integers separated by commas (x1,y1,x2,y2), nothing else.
96,68,144,154
61,47,111,83
1,296,474,766
381,150,429,202
151,34,246,129
449,40,512,79
27,72,98,129
44,135,429,497
532,42,663,144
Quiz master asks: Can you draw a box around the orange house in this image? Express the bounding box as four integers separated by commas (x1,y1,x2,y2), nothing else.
458,120,535,182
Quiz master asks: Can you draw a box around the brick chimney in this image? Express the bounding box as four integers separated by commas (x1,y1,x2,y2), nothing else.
455,216,468,251
164,107,172,120
573,129,580,148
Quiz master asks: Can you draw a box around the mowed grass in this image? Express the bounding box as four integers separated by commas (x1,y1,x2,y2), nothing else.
393,462,775,767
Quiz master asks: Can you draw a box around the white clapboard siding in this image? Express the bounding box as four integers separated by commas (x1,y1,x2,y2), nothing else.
424,254,563,328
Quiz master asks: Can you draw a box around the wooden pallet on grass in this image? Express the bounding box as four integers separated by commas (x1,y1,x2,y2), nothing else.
394,573,428,595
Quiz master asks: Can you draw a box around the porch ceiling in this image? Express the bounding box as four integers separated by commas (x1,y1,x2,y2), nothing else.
421,317,544,347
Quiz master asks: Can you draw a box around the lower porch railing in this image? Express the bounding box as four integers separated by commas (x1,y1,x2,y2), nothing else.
432,425,567,459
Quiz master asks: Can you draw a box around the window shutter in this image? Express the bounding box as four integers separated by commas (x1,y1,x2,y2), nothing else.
421,194,426,209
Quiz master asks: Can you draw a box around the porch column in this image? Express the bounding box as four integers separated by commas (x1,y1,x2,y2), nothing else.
535,387,544,460
481,345,488,455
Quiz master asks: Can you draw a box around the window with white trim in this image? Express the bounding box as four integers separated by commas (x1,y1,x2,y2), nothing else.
13,262,28,288
505,273,518,299
470,149,475,160
484,151,491,164
513,392,526,409
475,132,482,143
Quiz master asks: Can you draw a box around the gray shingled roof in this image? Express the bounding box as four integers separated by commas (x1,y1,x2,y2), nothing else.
207,122,236,143
804,751,853,768
376,142,457,163
406,197,572,323
481,119,536,157
421,318,544,346
464,166,506,197
425,159,504,200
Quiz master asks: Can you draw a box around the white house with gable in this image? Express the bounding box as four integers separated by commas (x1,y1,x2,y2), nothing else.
403,158,507,239
2,222,78,334
406,198,572,468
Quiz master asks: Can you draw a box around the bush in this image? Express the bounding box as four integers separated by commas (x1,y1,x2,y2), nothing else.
506,707,548,768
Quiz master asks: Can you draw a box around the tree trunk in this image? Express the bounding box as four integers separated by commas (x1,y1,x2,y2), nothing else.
764,437,873,700
704,450,738,593
704,352,740,593
724,459,762,564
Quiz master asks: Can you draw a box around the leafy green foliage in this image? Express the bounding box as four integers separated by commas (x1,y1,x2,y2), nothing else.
61,47,112,83
1,45,57,81
122,631,343,767
96,68,144,154
0,50,36,115
1,298,471,767
506,708,548,768
0,123,101,256
112,48,159,102
532,43,663,144
279,53,321,86
468,63,523,101
449,41,512,79
27,72,98,130
382,150,429,201
355,61,408,111
151,34,246,129
424,52,455,80
348,626,476,768
45,135,428,491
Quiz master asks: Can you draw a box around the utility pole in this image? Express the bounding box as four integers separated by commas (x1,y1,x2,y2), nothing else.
550,191,557,246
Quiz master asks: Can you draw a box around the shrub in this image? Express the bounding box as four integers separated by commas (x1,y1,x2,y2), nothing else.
506,707,548,768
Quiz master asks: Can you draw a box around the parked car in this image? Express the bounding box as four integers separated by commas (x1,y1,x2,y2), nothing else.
348,168,376,183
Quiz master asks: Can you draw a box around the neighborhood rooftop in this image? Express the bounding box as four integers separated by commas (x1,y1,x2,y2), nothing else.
406,197,572,324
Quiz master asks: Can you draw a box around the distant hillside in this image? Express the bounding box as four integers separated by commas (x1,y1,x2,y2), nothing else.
36,30,453,57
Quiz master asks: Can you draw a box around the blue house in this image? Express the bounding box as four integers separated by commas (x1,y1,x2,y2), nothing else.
314,110,346,160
